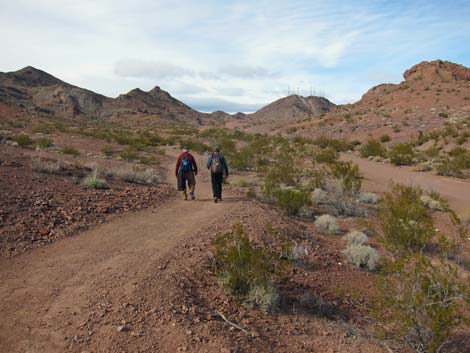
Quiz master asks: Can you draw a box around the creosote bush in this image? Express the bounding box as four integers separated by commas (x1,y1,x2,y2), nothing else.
389,143,416,166
14,134,34,147
360,140,387,158
61,146,80,156
213,225,289,312
315,214,339,235
276,188,311,216
378,184,434,254
375,255,469,353
108,166,160,185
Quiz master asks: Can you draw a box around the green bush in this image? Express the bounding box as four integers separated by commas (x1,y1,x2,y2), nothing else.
379,134,391,143
119,147,139,161
330,161,362,194
14,134,33,147
375,255,468,353
101,145,114,157
276,189,311,215
213,225,289,312
313,148,338,164
360,140,387,158
377,184,434,254
61,146,80,156
82,169,108,189
389,143,416,166
36,137,53,148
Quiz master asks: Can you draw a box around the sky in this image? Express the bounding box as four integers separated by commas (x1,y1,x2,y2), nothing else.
1,0,470,113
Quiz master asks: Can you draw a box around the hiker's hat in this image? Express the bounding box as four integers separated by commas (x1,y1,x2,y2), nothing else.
182,146,189,151
214,146,220,152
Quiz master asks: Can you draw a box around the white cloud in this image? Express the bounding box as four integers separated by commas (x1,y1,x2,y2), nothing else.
1,0,469,111
114,59,195,79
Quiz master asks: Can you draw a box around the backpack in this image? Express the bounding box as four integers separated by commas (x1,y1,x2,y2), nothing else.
210,153,224,173
181,155,192,172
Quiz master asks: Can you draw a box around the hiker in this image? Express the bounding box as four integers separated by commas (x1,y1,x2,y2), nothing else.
207,147,229,203
175,146,198,200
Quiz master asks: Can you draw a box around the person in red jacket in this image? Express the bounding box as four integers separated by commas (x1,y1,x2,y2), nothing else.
175,146,198,200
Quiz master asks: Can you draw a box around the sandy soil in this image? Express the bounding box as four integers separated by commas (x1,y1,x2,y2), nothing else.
342,154,470,212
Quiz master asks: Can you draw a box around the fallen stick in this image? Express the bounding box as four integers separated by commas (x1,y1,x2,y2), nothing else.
216,311,249,334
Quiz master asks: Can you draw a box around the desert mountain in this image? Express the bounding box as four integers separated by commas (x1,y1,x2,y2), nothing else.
0,66,220,125
278,60,470,141
0,66,110,117
249,94,335,122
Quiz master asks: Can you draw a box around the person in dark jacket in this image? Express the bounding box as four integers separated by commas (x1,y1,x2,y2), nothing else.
175,146,198,200
207,147,229,203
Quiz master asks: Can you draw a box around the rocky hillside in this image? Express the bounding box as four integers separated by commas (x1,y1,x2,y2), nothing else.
0,66,226,125
287,60,470,142
245,94,335,127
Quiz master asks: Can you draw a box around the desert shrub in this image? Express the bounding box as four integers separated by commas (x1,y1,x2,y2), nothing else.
378,184,434,254
311,188,327,204
36,137,53,148
343,244,379,271
82,169,108,189
14,134,33,147
380,134,391,143
311,136,353,152
375,255,468,353
31,158,64,174
420,195,444,211
313,148,338,164
61,146,80,156
101,145,114,157
435,158,463,177
323,179,365,217
246,283,280,313
231,176,257,187
119,147,138,161
109,166,160,185
389,143,416,166
330,161,362,194
315,214,339,235
246,188,257,199
360,140,387,158
358,192,380,204
343,231,368,246
213,225,288,312
139,155,159,165
276,189,311,216
262,161,299,199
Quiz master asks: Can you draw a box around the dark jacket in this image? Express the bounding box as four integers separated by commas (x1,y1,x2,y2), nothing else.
207,153,229,176
175,152,198,177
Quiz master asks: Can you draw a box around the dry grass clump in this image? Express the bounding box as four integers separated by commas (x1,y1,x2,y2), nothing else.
31,157,65,174
108,166,160,185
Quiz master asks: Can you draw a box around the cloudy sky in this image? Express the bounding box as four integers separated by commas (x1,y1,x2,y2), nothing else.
2,0,470,112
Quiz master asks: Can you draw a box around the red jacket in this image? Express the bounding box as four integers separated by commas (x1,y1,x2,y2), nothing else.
175,152,198,176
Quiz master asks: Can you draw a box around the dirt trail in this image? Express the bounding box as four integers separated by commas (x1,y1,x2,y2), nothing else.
0,152,236,353
343,154,470,212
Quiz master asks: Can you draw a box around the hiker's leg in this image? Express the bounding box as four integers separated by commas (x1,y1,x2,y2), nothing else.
215,173,223,199
187,172,196,197
219,173,224,200
211,173,217,198
180,173,188,200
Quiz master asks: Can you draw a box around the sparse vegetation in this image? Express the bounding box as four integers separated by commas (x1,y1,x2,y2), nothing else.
343,244,379,271
377,184,434,254
82,169,108,189
389,143,415,166
315,214,339,235
14,134,33,147
213,225,289,312
61,146,80,156
360,140,387,158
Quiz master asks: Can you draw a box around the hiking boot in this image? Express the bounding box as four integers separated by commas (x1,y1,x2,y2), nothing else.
191,195,195,200
214,197,218,203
